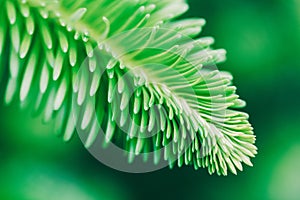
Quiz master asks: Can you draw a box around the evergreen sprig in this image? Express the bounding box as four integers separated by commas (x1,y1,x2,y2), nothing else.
0,0,257,175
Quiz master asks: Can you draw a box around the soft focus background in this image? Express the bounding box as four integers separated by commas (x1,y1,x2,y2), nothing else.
0,0,299,199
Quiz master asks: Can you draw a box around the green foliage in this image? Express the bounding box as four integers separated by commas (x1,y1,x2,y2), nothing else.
0,0,256,175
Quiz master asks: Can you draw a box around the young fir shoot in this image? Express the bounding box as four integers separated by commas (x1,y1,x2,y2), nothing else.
0,0,257,175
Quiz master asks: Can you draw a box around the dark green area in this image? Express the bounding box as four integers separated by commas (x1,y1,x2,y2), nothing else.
1,0,299,199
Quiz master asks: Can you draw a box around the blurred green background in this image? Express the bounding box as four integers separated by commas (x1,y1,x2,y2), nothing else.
0,0,299,199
